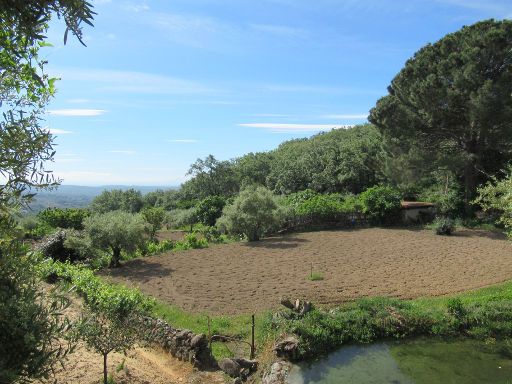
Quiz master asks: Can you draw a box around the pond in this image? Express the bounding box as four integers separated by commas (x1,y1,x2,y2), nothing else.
287,338,512,384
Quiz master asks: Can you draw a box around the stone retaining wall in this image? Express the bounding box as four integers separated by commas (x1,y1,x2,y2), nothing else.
140,316,216,369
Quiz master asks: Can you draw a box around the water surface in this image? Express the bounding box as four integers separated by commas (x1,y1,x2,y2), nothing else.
288,339,512,384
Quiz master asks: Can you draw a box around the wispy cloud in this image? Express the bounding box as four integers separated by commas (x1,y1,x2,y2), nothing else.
433,0,512,14
260,84,382,96
151,12,230,48
122,2,149,12
251,113,293,118
55,153,84,163
167,139,198,143
48,109,107,117
321,114,368,119
55,68,217,95
239,123,352,133
109,150,136,155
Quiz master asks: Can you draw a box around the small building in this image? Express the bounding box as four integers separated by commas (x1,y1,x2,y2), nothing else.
401,201,435,223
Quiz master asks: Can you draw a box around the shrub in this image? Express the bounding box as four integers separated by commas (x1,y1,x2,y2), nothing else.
432,217,455,235
359,185,402,225
38,207,91,230
166,208,198,232
174,233,208,250
295,194,344,218
18,215,54,239
140,206,166,240
196,196,226,226
217,185,284,241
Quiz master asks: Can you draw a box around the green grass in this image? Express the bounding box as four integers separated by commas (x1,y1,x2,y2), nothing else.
308,272,324,281
152,300,275,360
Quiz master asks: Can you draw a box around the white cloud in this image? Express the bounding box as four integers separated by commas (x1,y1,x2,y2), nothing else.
167,139,198,143
109,150,136,155
322,114,368,119
239,123,353,133
54,68,216,95
48,109,107,117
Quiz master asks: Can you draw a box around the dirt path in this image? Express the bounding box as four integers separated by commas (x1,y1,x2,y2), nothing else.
106,228,512,315
43,289,225,384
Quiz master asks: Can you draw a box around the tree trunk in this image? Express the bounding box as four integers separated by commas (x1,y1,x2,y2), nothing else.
463,156,478,217
103,353,108,384
109,247,121,268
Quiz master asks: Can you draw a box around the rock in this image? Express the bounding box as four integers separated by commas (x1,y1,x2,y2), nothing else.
218,358,241,378
274,336,300,361
280,297,295,310
233,358,258,372
262,361,292,384
233,378,243,384
190,333,207,348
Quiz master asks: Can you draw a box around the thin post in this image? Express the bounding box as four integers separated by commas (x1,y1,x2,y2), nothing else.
207,316,212,350
250,314,255,359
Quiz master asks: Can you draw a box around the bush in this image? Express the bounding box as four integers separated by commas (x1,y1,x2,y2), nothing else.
196,226,229,243
217,185,284,241
18,215,54,239
38,207,91,230
38,261,154,318
359,185,402,225
196,196,226,226
174,233,208,250
432,217,455,235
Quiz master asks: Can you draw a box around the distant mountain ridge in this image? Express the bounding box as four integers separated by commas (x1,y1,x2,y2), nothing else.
27,185,177,213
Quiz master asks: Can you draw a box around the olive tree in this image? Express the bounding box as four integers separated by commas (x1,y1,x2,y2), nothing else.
217,185,283,241
78,311,138,384
141,206,165,240
83,211,147,268
0,1,94,382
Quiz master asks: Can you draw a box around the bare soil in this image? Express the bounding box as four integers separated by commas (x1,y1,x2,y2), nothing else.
43,289,225,384
106,228,512,315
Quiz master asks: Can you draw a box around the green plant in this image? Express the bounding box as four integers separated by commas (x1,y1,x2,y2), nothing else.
82,211,147,268
37,207,91,230
432,217,455,235
78,310,138,384
217,185,283,241
308,272,324,281
196,196,226,226
359,185,402,225
140,207,166,241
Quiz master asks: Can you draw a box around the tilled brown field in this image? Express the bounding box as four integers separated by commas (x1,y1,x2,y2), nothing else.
106,228,512,315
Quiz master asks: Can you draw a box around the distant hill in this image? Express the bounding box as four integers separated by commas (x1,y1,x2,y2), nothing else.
26,185,177,213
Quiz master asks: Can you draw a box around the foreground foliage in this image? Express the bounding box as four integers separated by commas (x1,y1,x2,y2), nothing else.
0,248,73,383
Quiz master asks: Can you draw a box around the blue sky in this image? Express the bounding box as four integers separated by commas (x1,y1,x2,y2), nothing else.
42,0,512,186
